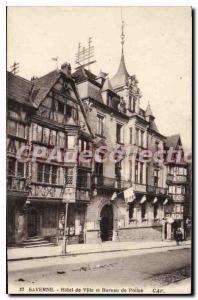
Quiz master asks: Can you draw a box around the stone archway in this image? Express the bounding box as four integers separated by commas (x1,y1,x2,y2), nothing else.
100,204,113,241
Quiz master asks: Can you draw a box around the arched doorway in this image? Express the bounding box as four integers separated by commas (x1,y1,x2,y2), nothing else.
27,207,39,237
100,204,113,242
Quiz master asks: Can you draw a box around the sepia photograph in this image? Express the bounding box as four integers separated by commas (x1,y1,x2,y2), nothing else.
6,6,192,295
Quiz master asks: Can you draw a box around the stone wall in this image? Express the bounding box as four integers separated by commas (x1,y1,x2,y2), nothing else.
118,225,162,241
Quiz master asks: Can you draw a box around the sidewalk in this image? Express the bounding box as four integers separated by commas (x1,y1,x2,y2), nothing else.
7,239,191,262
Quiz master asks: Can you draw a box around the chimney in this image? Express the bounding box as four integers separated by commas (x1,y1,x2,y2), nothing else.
61,62,71,76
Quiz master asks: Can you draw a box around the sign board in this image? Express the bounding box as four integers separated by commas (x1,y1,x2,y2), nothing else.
62,187,76,203
167,217,174,224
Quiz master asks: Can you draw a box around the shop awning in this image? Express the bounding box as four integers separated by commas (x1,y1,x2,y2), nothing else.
153,197,158,204
123,187,135,203
140,195,147,204
163,198,169,205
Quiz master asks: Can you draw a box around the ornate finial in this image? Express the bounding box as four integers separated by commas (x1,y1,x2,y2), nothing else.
121,8,125,54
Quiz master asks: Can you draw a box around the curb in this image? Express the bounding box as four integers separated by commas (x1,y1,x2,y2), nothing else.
8,243,191,262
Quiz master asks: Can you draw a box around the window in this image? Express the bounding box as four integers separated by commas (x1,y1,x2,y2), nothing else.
135,128,139,145
37,125,43,142
175,205,181,213
37,163,58,184
8,157,16,176
43,164,50,183
95,162,103,176
154,204,158,219
141,203,146,219
129,203,134,219
37,163,44,182
135,161,138,183
51,166,58,184
116,123,122,143
57,101,65,114
107,94,110,106
77,170,89,188
129,128,133,144
7,120,26,138
154,170,159,187
140,130,144,147
50,130,57,146
96,114,104,136
7,120,17,136
115,161,121,180
140,162,144,184
17,162,24,177
43,128,50,144
79,139,90,152
129,160,132,180
65,168,73,185
67,135,75,149
155,141,159,152
18,123,25,138
57,132,65,148
132,98,136,112
66,105,72,118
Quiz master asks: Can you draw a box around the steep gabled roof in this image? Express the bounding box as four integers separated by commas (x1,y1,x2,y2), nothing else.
30,70,60,107
101,77,114,92
7,71,35,107
111,53,130,88
165,134,181,148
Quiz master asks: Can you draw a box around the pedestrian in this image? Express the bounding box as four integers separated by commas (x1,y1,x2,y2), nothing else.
175,227,183,246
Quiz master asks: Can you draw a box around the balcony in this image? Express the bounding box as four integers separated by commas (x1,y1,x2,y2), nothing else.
147,185,167,195
166,173,187,184
7,177,27,193
169,194,185,203
156,187,168,195
93,176,130,190
133,183,147,193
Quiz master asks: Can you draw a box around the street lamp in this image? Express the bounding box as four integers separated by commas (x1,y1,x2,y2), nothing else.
61,186,75,255
62,201,69,254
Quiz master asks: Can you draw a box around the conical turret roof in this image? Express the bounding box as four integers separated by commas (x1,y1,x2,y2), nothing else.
145,103,154,118
111,53,130,89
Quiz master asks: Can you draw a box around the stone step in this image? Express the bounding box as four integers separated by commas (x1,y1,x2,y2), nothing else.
20,236,55,248
23,242,55,248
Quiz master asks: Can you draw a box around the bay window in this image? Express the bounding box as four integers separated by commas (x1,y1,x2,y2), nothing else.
37,163,59,185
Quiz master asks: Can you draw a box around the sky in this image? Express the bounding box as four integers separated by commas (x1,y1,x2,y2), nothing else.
7,6,192,150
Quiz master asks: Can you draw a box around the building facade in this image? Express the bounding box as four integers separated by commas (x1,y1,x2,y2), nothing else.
7,50,190,246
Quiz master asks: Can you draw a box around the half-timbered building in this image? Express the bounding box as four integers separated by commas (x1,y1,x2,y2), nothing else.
7,51,190,246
